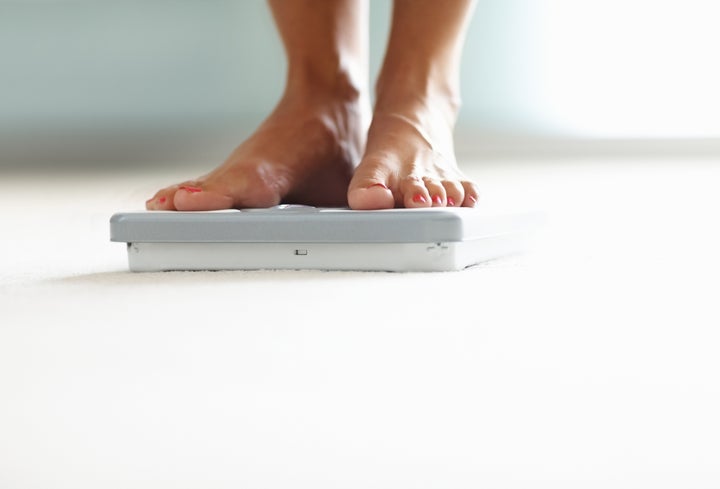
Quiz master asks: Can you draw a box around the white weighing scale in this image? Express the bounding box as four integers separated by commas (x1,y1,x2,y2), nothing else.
110,206,541,272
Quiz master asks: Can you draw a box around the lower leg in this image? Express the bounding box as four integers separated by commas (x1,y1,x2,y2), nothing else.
147,0,370,211
348,0,479,209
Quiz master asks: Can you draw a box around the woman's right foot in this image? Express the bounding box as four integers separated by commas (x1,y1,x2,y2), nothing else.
146,80,369,211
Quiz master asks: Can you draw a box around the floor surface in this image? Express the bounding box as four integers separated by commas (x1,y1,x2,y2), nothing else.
1,157,719,488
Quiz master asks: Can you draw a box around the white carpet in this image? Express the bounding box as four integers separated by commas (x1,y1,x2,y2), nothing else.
1,158,719,488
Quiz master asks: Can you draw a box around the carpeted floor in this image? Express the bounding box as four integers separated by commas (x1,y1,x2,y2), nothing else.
1,157,719,488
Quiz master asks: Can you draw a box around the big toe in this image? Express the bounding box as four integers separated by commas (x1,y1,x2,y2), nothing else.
172,184,234,211
348,181,394,210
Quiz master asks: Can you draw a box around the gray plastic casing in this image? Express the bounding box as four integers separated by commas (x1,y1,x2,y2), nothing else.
110,206,535,244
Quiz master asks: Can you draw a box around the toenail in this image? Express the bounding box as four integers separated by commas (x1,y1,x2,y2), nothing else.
412,194,427,204
369,183,389,190
179,185,202,193
468,195,477,205
447,197,456,206
432,195,442,205
158,196,166,203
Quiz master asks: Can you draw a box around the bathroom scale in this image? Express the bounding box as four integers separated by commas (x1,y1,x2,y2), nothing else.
110,206,542,272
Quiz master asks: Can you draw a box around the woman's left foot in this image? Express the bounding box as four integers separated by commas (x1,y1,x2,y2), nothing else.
347,89,480,210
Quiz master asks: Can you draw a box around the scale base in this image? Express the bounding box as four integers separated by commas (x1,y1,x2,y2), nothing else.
126,234,527,272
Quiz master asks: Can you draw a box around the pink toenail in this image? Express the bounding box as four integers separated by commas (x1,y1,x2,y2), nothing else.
369,183,389,190
179,185,202,193
468,195,477,205
447,197,456,206
412,194,427,204
432,195,442,205
158,196,166,203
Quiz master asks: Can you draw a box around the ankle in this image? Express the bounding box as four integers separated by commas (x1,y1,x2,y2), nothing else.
374,65,461,123
285,61,367,103
373,86,461,130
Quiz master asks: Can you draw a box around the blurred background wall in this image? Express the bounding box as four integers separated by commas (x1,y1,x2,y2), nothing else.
1,0,718,168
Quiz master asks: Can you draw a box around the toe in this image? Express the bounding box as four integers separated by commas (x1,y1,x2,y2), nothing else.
347,182,394,210
461,181,480,207
173,184,234,211
442,180,464,207
348,157,395,210
146,188,177,210
401,176,431,208
423,177,447,207
145,196,159,210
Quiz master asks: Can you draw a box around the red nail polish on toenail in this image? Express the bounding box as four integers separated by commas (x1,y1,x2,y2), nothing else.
369,183,389,190
158,196,166,203
179,185,202,193
468,195,477,205
412,194,427,204
447,197,456,206
432,195,442,205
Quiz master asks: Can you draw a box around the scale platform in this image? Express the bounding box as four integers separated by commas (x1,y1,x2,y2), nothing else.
110,206,542,272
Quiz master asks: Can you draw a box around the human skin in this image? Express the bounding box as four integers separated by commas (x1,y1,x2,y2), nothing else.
146,0,479,211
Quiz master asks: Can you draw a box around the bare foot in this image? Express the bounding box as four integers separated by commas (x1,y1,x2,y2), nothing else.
347,90,479,210
146,85,369,211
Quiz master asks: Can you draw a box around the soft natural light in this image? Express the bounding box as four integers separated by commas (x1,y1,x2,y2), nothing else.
532,0,720,138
